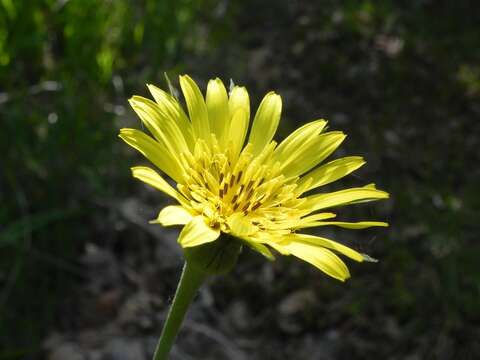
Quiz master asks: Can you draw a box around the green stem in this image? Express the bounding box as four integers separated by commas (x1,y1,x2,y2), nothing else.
153,261,206,360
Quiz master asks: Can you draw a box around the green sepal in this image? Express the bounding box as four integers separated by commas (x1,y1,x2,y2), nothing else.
183,233,243,275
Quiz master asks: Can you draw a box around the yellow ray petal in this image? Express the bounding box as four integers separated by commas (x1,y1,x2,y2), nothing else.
301,212,337,222
227,108,249,161
129,96,190,156
150,205,193,226
179,75,210,142
147,84,194,150
248,92,282,156
227,213,258,237
228,86,250,119
309,221,389,229
266,241,292,256
298,156,366,192
224,85,250,157
178,216,220,248
302,184,389,213
131,166,182,202
280,131,346,178
276,241,351,281
206,78,229,143
243,239,275,260
281,233,364,262
274,119,327,161
119,129,184,182
294,212,337,228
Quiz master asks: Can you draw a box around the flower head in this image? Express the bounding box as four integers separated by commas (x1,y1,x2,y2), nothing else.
120,75,389,281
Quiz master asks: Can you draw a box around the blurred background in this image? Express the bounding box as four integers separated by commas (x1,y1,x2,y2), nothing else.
1,1,479,359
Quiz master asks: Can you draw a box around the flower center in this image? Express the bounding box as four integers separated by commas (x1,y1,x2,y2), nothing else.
178,137,305,234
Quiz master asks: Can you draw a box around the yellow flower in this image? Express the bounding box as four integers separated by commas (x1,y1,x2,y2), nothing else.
120,75,389,281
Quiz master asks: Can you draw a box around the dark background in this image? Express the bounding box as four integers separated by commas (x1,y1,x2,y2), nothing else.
1,1,479,359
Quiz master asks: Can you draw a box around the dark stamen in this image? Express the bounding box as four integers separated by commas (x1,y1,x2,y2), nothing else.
252,202,262,211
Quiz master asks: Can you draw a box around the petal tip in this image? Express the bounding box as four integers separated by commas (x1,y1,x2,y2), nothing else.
179,74,192,82
362,254,379,263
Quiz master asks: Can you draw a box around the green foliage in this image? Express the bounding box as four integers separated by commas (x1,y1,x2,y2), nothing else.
0,0,216,355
